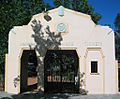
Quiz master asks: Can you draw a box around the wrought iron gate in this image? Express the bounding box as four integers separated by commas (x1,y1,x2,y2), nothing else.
44,50,79,93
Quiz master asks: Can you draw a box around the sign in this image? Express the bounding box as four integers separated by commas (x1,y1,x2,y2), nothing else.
57,23,67,33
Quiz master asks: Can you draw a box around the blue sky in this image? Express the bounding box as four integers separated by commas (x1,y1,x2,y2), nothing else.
88,0,120,30
44,0,120,30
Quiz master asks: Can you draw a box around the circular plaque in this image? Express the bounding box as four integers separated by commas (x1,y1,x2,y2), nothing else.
57,23,67,33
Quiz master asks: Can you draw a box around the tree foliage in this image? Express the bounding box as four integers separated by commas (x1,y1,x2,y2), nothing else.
0,0,24,74
115,13,120,32
114,13,120,60
53,0,102,24
0,0,51,74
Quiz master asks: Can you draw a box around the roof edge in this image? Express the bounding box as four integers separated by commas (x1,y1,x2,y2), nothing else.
28,6,92,25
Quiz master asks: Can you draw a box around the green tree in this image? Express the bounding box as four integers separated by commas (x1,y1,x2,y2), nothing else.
53,0,101,24
114,13,120,31
0,0,25,75
114,13,120,60
0,0,51,75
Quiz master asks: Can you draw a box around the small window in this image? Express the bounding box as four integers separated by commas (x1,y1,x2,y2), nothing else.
91,61,98,73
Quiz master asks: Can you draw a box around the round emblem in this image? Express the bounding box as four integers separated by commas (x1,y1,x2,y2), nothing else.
57,23,66,32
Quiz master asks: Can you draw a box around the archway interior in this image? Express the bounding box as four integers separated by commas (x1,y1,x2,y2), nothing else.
20,50,38,93
44,50,79,93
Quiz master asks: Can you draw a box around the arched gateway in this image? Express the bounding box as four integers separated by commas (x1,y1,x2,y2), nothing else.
44,50,79,93
5,6,117,94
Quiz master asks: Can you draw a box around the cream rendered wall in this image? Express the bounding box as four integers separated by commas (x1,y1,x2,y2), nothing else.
85,50,104,94
91,26,116,94
102,28,116,94
6,7,116,94
7,26,37,94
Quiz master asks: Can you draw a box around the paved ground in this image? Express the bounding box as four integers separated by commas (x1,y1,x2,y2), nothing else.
1,91,120,99
0,92,13,99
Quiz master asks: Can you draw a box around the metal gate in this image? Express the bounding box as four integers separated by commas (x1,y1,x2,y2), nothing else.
44,50,79,93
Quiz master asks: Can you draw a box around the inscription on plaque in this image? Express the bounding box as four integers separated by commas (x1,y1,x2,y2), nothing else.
84,42,102,46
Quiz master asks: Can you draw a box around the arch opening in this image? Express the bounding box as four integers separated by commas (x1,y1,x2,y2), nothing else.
20,50,38,93
44,50,79,93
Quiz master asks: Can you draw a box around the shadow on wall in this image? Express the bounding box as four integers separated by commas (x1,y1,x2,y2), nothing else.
31,19,63,89
31,19,88,94
79,72,88,95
